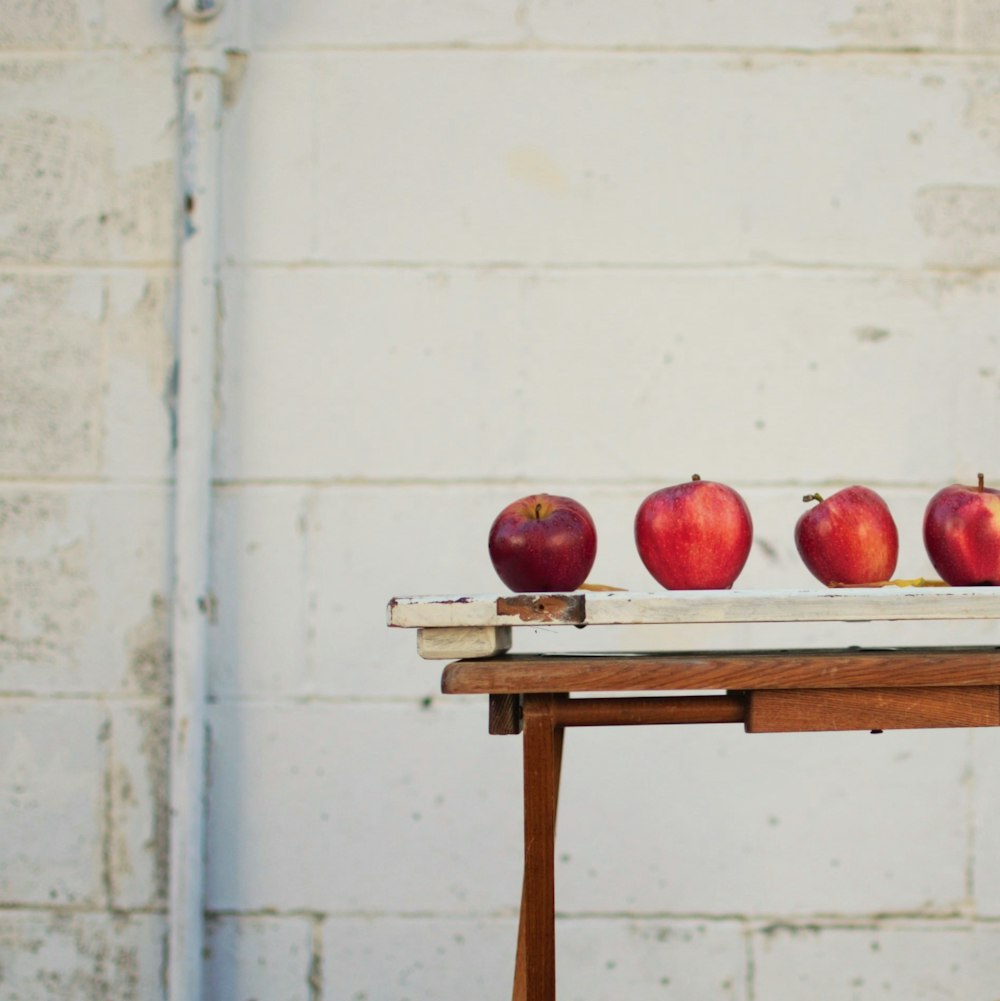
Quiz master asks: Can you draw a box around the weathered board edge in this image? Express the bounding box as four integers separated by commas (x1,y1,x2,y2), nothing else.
389,588,1000,629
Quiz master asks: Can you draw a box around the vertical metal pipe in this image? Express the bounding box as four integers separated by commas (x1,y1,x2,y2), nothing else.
169,6,225,999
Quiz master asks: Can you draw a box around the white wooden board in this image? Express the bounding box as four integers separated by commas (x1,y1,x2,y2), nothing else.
388,588,1000,629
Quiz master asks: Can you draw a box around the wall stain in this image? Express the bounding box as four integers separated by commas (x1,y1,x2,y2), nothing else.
106,276,173,383
754,538,780,562
125,593,171,697
0,0,82,46
0,110,173,264
308,915,324,1001
827,0,955,50
222,50,249,108
0,273,104,476
856,326,891,342
0,494,95,672
136,705,171,903
914,185,1000,267
505,146,569,195
0,911,150,1001
99,715,116,909
964,72,1000,151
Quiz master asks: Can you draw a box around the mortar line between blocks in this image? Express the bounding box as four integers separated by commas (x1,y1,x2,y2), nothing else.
222,259,1000,276
234,42,1000,59
198,907,1000,924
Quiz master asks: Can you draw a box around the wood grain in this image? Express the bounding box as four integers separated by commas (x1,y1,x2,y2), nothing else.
517,694,564,1001
497,593,586,623
745,686,1000,732
550,694,745,727
442,648,1000,694
489,694,522,735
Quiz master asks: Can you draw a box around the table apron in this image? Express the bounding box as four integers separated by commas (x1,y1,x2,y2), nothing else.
488,686,1000,735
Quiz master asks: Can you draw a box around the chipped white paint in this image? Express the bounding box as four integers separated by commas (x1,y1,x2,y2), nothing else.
390,587,1000,627
392,588,1000,657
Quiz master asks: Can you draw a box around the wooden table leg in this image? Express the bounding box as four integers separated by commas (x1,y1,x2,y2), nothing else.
513,693,565,1001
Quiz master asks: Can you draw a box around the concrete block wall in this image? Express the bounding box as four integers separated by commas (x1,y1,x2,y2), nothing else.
3,1,1000,999
0,2,177,999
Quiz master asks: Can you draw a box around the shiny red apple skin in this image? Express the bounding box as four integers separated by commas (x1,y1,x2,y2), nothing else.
634,476,753,590
488,493,597,592
795,486,899,586
923,475,1000,586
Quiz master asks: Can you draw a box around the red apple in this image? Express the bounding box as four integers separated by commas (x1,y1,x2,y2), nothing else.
923,473,1000,585
795,486,899,586
634,475,753,590
488,493,597,592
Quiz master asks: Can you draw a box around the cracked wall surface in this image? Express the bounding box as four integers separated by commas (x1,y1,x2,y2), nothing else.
3,1,1000,999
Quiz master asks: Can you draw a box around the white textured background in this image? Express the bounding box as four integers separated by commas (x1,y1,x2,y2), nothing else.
3,1,1000,999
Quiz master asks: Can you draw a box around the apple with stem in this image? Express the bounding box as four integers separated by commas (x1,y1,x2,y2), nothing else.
488,493,597,592
795,485,899,586
923,473,1000,585
634,475,753,590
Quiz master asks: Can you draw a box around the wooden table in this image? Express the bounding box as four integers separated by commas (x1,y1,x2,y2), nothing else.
387,588,1000,1001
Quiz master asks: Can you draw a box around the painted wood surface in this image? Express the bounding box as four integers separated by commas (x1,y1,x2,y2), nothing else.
416,625,512,660
388,588,1000,629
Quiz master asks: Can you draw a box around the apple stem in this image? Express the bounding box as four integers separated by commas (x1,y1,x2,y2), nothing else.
534,502,542,519
978,472,985,493
691,474,701,481
802,493,823,504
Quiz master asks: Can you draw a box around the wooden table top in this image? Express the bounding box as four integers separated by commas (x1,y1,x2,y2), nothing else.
440,647,1000,694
